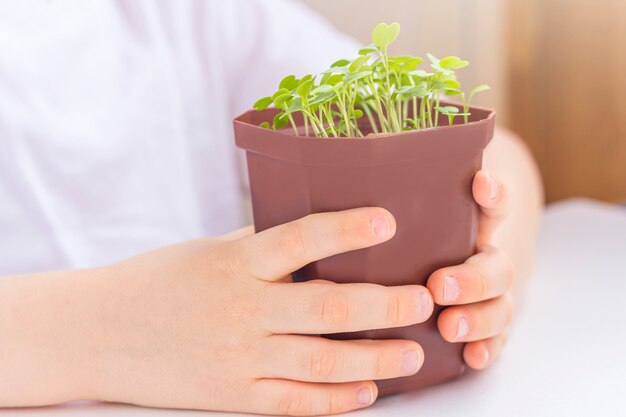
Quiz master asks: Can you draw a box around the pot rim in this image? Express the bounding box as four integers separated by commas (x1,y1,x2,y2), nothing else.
234,101,496,142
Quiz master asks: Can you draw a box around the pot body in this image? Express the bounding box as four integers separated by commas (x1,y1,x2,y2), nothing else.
234,106,495,395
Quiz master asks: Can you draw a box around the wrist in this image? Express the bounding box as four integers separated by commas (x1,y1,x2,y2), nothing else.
0,268,108,405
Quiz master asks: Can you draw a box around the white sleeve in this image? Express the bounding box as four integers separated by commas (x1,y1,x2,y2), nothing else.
213,0,361,116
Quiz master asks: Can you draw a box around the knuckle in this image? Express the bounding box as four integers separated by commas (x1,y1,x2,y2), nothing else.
317,289,351,329
277,221,309,262
385,293,404,325
337,216,359,246
308,345,341,380
327,391,347,415
278,390,310,416
374,350,391,377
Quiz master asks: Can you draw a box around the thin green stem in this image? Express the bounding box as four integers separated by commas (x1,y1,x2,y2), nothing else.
287,114,299,136
435,93,441,128
362,103,379,134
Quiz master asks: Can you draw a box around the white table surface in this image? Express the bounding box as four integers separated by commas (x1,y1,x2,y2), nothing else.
4,199,626,417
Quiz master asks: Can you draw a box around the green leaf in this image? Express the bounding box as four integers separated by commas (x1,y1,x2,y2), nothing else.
309,91,335,105
387,59,401,72
396,86,429,97
439,56,470,70
299,74,314,84
311,84,335,95
404,119,418,130
296,79,314,98
326,74,345,86
349,55,370,73
469,84,491,101
358,44,378,56
444,79,461,89
253,96,273,111
408,69,433,78
272,112,288,129
351,109,364,120
286,97,303,114
273,94,292,109
435,106,460,115
331,59,351,68
372,22,401,50
398,56,423,72
431,80,448,90
272,88,289,101
344,71,371,84
259,122,271,129
444,89,462,97
279,75,298,91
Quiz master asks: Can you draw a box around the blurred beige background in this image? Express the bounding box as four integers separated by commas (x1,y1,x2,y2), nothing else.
299,0,626,203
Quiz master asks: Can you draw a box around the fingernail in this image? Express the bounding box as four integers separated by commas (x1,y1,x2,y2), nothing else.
456,316,470,340
443,275,460,304
486,172,500,200
402,349,422,374
371,213,391,239
417,291,433,319
357,386,374,405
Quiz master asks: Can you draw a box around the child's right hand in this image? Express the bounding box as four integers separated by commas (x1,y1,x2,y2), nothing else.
85,207,433,415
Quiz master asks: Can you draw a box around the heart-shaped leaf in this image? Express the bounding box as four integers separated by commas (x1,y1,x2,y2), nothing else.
273,94,292,109
279,75,298,91
253,96,273,111
272,88,290,101
372,22,401,50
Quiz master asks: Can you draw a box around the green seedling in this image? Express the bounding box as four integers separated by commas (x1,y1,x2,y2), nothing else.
253,23,489,137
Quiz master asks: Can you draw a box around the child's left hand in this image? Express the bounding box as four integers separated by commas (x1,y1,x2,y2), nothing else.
428,170,515,370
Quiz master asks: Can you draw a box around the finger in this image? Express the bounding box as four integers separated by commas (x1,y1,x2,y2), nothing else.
473,171,510,244
235,208,396,281
260,280,433,334
463,332,509,370
245,379,377,416
437,294,513,342
427,245,514,305
255,335,423,383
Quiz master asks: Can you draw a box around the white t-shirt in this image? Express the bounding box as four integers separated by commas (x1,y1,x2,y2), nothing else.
0,0,357,275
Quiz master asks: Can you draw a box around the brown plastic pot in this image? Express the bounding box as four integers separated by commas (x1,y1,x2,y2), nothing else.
234,103,495,396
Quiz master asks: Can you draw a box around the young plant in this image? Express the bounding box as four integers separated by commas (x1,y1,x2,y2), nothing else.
253,22,490,137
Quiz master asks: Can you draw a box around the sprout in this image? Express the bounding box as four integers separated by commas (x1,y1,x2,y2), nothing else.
254,23,490,137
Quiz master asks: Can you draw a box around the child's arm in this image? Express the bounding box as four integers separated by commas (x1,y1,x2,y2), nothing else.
0,208,433,414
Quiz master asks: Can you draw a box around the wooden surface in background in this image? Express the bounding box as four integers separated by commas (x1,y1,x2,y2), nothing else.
509,0,626,202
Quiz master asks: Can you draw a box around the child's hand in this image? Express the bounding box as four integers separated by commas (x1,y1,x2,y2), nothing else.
428,170,515,370
91,208,433,415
